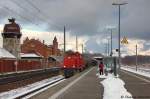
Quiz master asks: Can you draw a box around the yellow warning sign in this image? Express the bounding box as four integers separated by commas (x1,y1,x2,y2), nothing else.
121,37,128,44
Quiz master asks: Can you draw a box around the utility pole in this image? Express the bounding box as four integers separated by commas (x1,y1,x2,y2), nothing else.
64,26,66,54
108,39,110,56
81,44,83,54
105,43,108,56
112,2,128,71
136,44,138,71
76,36,78,52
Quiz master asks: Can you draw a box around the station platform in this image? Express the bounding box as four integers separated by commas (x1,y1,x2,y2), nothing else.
31,67,104,99
31,67,150,99
120,70,150,99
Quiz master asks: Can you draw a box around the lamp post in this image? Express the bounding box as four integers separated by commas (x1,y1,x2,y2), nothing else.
112,2,128,71
110,29,113,56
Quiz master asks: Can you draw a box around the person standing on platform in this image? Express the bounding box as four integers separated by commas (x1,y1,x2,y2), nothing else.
99,62,104,75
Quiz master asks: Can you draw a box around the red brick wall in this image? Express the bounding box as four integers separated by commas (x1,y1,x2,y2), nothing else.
0,59,42,73
0,59,15,73
21,39,50,57
21,38,60,57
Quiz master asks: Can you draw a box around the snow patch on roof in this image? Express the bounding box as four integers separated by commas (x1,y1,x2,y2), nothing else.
0,48,16,58
20,53,42,58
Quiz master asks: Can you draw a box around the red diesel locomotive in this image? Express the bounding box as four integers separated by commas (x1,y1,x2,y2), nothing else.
62,51,85,78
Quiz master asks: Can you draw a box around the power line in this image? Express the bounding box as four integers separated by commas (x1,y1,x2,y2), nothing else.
25,0,62,29
2,0,64,32
25,0,41,13
10,0,45,25
3,6,38,26
25,0,49,20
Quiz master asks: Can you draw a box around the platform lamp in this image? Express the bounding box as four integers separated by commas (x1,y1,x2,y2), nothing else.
112,2,128,71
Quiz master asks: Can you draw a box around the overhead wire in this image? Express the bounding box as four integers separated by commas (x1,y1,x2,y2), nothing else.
1,0,66,32
3,6,37,25
10,0,45,26
25,0,63,30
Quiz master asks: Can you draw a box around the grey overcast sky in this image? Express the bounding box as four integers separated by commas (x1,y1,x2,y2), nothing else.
0,0,150,55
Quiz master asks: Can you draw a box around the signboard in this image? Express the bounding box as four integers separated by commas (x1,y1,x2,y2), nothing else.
121,37,128,44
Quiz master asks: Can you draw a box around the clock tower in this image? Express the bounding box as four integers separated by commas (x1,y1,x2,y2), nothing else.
2,18,22,58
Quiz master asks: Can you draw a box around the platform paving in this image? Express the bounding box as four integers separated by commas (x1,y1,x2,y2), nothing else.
55,67,103,99
31,67,104,99
120,70,150,99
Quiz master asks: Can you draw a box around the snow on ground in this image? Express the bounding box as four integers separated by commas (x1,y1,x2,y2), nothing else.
96,73,107,78
0,75,64,99
98,73,133,99
121,66,150,78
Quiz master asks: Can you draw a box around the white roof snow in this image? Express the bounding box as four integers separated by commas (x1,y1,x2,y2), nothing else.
20,53,42,58
0,48,16,58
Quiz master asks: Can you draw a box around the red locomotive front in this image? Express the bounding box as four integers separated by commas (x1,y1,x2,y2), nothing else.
63,51,85,78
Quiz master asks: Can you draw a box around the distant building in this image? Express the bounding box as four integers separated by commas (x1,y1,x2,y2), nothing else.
21,36,61,58
1,18,22,58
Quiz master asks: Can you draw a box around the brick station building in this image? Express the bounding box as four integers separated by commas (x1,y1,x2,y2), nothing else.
21,36,62,68
21,36,61,57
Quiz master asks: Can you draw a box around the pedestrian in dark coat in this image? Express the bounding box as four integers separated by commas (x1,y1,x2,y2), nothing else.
99,62,104,75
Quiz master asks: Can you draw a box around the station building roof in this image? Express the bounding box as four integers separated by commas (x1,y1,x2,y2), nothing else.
0,48,16,59
20,53,43,58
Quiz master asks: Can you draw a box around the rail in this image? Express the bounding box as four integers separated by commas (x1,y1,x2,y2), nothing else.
0,75,65,99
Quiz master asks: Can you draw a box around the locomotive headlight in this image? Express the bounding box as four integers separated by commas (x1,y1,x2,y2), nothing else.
64,66,66,68
73,65,75,68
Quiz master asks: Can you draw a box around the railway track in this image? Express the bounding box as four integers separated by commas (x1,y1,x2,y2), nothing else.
0,75,65,99
0,67,62,93
0,67,60,85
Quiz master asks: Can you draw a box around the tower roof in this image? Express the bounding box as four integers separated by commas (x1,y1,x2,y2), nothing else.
54,36,57,41
8,18,15,23
3,18,20,33
2,18,22,38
